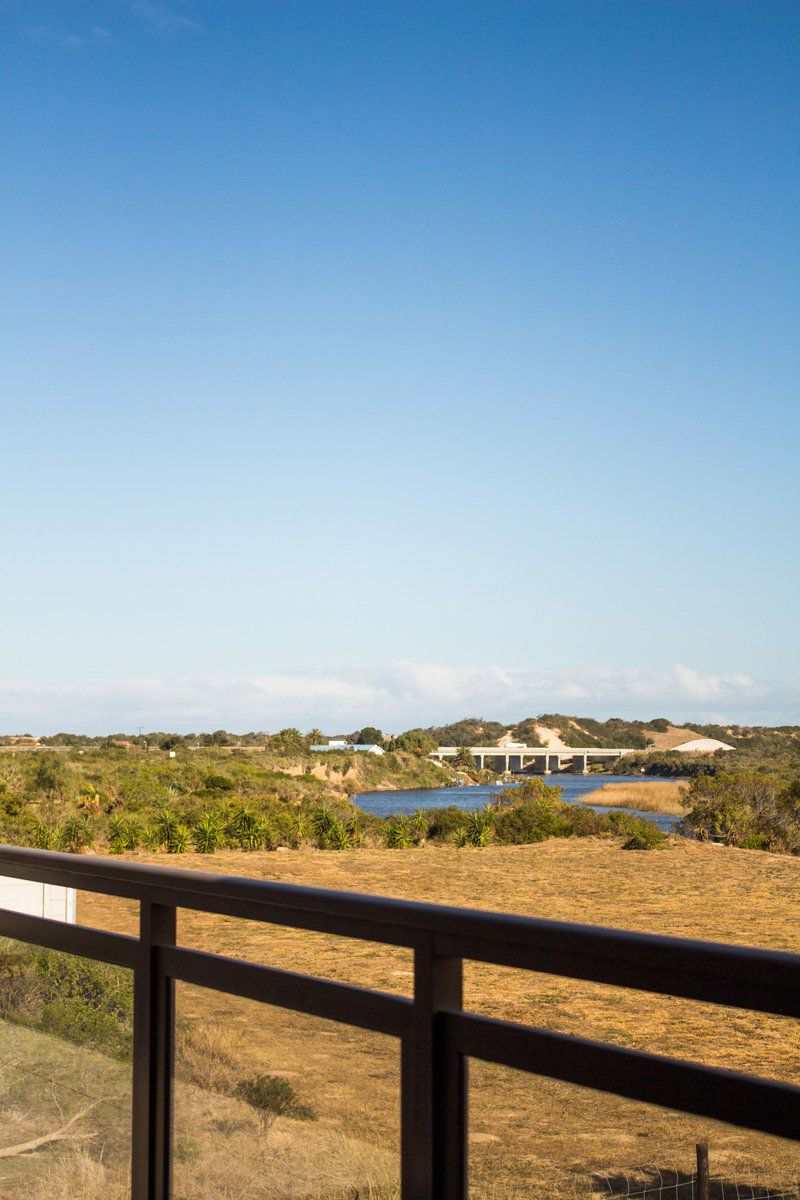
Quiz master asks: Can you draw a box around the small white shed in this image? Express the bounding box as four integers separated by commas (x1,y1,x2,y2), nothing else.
0,877,77,923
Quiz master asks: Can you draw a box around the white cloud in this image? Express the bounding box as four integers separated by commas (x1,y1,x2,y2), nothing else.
0,663,795,735
132,2,199,32
22,25,112,47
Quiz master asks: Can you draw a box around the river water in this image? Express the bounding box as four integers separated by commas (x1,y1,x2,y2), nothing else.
355,774,680,833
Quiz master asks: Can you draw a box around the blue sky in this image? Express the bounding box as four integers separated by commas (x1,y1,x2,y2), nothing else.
1,1,798,731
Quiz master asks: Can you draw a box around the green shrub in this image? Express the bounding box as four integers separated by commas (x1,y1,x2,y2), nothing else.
311,803,336,847
0,946,133,1059
192,812,226,854
425,806,470,843
460,808,494,847
345,814,364,847
234,1074,315,1120
324,818,352,850
289,813,309,847
620,820,667,850
168,822,192,853
229,806,272,850
107,814,142,854
31,818,57,850
384,815,412,849
410,809,430,841
493,798,573,845
57,814,93,854
154,807,181,849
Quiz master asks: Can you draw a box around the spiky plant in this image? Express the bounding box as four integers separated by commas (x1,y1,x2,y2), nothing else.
168,822,192,854
154,808,180,850
325,818,352,850
311,803,337,848
192,812,225,854
31,818,56,850
465,807,494,847
289,813,309,847
57,815,93,855
384,816,412,849
141,823,161,852
108,814,142,854
410,808,430,841
345,814,364,847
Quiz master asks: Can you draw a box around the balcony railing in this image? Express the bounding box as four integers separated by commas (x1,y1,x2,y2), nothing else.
0,843,798,1199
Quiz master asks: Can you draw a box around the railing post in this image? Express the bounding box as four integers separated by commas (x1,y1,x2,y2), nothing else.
131,902,176,1200
401,936,466,1199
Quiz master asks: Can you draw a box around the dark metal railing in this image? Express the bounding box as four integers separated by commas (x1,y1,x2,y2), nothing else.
0,844,797,1199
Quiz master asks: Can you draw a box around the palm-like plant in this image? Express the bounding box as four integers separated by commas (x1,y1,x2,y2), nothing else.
108,814,142,854
30,818,56,850
154,808,180,850
168,822,192,853
345,814,364,847
311,803,336,847
289,813,309,847
58,815,92,854
410,809,429,841
384,816,412,849
192,812,225,854
325,818,352,850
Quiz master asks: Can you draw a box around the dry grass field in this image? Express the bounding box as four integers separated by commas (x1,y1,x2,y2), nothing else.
588,779,688,816
68,836,800,1197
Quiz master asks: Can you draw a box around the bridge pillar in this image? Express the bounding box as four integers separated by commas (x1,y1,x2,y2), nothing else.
571,753,588,775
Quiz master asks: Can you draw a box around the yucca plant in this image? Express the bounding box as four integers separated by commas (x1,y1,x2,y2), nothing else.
345,814,364,847
30,818,57,850
289,813,309,847
192,812,225,854
311,803,337,848
465,808,494,847
325,818,352,850
410,808,430,841
168,822,192,854
141,823,161,852
57,814,93,854
107,814,142,854
228,806,272,850
384,816,412,849
454,826,471,848
154,808,181,850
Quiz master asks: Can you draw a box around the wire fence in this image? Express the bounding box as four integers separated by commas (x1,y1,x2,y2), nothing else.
591,1153,800,1200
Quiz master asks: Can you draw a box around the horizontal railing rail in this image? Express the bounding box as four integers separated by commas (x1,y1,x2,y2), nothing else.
0,844,797,1199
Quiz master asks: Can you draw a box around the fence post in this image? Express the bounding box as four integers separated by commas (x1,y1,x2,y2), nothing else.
132,902,176,1200
401,935,466,1199
696,1142,709,1200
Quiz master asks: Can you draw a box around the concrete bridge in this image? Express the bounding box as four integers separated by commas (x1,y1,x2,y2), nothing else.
430,744,637,775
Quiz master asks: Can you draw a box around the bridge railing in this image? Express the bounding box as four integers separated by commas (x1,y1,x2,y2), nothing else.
0,843,797,1199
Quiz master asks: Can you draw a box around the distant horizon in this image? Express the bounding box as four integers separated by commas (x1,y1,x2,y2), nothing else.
0,660,796,736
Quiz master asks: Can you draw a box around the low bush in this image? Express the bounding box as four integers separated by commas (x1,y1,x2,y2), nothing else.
680,772,800,853
0,943,133,1058
192,812,226,854
384,815,412,849
234,1074,315,1121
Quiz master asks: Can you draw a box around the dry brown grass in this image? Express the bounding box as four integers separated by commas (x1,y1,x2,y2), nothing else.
589,779,688,816
76,839,800,1194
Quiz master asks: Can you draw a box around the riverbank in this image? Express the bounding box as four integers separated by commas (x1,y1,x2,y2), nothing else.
356,773,685,831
